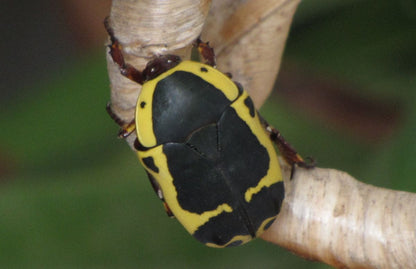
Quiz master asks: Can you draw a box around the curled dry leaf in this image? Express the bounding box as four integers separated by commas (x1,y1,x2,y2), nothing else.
203,0,301,108
106,0,300,149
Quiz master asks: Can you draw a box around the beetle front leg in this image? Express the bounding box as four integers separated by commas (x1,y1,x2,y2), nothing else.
104,17,145,84
105,17,141,138
106,103,136,138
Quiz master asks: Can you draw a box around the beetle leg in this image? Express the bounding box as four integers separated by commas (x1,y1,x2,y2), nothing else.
106,102,136,138
195,38,217,68
105,17,141,138
146,171,174,218
266,124,311,167
104,17,144,84
260,116,315,176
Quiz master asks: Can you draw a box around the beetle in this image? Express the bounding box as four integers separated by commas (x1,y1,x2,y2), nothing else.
104,18,312,248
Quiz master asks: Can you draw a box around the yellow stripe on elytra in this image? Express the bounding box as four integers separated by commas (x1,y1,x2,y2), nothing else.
137,145,233,234
136,61,240,147
230,91,282,203
255,216,276,237
205,234,252,248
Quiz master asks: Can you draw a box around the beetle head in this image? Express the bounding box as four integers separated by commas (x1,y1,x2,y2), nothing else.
143,55,181,82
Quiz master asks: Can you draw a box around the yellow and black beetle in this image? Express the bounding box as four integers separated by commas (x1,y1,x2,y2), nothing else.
105,18,312,248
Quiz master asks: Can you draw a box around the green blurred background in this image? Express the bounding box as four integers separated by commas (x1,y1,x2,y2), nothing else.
1,0,415,268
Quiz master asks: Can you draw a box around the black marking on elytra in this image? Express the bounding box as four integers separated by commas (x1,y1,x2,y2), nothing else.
162,106,282,246
186,124,219,160
217,107,270,195
263,217,276,231
142,157,159,173
226,240,243,247
244,96,255,118
200,67,208,72
163,142,232,214
193,210,251,247
140,101,146,108
163,107,270,214
243,181,284,230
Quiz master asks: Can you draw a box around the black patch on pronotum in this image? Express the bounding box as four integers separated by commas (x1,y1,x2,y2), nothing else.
142,157,159,173
244,96,255,118
152,71,231,144
200,67,208,72
140,101,146,108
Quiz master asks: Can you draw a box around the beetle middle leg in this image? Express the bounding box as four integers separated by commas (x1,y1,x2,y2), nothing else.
104,17,145,85
195,38,217,68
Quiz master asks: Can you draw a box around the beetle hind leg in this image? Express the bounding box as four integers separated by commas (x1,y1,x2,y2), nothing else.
146,172,174,218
